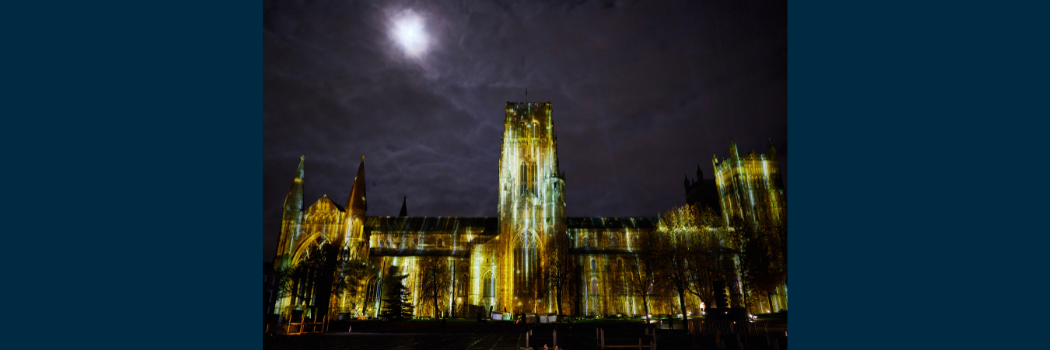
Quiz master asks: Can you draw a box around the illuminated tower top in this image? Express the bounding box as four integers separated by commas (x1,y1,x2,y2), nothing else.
346,156,367,216
284,155,305,212
498,102,565,225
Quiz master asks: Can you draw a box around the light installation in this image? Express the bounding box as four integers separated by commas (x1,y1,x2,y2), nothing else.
271,103,786,319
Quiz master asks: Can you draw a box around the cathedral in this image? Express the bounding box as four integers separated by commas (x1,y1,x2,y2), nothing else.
271,102,786,320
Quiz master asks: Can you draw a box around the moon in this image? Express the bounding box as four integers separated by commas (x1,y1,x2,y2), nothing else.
392,10,429,57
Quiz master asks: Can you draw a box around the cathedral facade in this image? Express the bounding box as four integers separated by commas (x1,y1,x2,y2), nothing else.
271,102,777,319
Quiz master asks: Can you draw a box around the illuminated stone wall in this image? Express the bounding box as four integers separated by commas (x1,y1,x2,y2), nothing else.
712,140,788,312
566,217,696,317
712,140,786,227
270,104,785,319
273,157,369,317
496,102,567,314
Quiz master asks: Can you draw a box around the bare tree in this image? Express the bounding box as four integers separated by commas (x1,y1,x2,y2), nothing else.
623,239,660,323
418,256,450,318
728,216,787,315
277,242,363,319
654,204,701,328
684,206,732,310
544,235,574,316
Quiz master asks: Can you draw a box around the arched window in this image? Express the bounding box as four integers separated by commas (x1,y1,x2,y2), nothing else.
364,276,379,302
591,259,596,270
484,272,495,297
591,278,599,295
520,160,536,194
458,274,469,298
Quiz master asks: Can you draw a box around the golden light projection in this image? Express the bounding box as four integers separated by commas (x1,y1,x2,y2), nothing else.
712,140,788,312
712,140,786,227
494,102,566,315
270,103,786,320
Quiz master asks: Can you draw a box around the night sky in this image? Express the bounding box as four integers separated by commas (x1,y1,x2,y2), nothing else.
263,0,787,261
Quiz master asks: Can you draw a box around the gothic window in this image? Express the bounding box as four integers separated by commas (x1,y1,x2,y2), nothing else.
364,277,379,302
591,278,599,295
519,160,536,194
458,274,469,297
591,259,596,270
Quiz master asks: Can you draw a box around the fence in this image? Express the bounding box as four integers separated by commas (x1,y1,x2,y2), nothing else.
595,327,655,350
688,319,786,335
275,315,329,336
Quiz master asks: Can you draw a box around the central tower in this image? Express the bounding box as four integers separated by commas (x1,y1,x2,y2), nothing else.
497,102,566,314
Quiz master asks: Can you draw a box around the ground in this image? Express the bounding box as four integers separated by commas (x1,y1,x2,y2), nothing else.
262,318,782,349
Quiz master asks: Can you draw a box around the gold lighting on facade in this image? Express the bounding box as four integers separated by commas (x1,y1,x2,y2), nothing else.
271,105,787,320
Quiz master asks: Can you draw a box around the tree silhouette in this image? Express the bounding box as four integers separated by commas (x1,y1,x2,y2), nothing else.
380,266,414,320
277,242,367,319
654,204,702,328
685,205,734,310
418,256,450,318
623,238,659,323
728,216,786,314
544,234,574,316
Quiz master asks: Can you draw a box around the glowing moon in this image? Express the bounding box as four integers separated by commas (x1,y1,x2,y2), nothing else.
392,11,428,57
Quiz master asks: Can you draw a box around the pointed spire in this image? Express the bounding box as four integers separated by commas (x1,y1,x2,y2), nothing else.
684,175,691,190
729,139,739,162
399,196,408,217
346,155,367,215
767,138,778,161
696,164,703,181
283,155,305,212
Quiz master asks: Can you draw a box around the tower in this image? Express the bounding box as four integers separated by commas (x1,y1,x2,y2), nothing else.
274,155,305,271
496,102,566,314
344,156,368,260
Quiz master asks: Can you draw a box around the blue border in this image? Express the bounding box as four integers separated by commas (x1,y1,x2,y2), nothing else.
4,2,258,348
791,1,1049,349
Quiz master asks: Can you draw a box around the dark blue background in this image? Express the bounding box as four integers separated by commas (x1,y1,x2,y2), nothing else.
3,1,1047,349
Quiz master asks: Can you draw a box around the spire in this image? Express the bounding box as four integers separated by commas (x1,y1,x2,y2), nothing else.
346,155,367,216
767,138,778,161
283,155,305,212
684,175,690,190
399,196,408,217
729,139,739,162
696,164,703,181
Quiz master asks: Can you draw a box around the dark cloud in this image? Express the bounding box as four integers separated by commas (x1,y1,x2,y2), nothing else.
263,0,787,260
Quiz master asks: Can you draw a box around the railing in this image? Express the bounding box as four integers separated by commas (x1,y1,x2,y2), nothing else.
277,315,329,336
595,327,655,350
520,328,564,350
688,319,786,335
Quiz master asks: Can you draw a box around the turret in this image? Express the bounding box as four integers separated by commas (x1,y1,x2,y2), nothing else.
767,138,778,161
729,139,739,163
274,155,306,270
346,156,367,217
696,165,703,181
684,175,690,191
283,155,305,212
398,196,408,217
